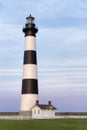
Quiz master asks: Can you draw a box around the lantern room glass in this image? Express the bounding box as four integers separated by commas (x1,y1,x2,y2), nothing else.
26,15,35,24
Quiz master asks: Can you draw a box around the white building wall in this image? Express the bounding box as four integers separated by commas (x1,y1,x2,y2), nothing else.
32,106,56,119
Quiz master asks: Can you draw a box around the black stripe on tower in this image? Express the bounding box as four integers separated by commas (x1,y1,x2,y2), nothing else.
23,28,38,37
22,79,38,94
23,50,37,64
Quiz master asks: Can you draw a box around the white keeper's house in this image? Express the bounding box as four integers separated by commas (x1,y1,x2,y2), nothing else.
32,101,56,119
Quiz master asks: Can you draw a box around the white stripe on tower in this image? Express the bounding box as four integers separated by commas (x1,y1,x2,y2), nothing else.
25,36,36,51
23,65,37,79
20,15,38,116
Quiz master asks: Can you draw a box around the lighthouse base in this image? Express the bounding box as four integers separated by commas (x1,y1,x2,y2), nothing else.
19,111,32,116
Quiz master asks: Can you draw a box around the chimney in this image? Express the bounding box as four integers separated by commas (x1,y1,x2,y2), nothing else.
48,101,51,105
36,100,39,105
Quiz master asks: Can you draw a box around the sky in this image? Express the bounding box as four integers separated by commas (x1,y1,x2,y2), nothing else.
0,0,87,112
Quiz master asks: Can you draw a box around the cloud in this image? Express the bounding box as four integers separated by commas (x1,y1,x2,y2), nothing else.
29,0,87,18
0,81,21,97
0,0,87,30
0,24,22,41
0,69,21,75
38,56,87,98
38,27,87,47
37,26,87,66
21,0,87,18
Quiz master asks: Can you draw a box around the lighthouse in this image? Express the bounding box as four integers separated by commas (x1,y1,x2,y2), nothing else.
20,15,38,116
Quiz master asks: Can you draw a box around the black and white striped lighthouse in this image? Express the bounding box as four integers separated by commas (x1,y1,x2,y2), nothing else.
20,15,38,116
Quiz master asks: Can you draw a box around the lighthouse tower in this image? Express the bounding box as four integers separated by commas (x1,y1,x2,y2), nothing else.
20,15,38,116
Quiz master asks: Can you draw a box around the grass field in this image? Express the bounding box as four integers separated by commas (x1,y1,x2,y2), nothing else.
0,119,87,130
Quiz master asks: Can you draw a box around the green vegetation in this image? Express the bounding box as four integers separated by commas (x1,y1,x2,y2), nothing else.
0,119,87,130
0,112,19,116
56,112,87,116
1,112,87,116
